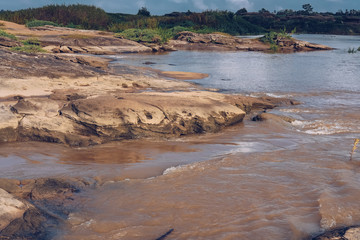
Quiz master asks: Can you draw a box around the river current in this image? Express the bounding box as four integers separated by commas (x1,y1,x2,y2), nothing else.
1,34,360,239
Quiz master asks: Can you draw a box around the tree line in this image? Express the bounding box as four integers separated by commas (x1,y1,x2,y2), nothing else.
0,4,359,35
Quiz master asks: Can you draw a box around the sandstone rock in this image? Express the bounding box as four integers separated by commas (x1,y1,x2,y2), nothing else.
312,226,360,240
0,178,87,240
54,55,111,70
0,188,27,231
59,45,72,53
0,37,20,47
59,91,246,144
344,227,360,240
252,112,295,123
0,49,104,79
43,45,60,53
0,103,19,142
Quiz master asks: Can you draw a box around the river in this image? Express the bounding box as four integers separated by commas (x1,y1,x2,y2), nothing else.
1,34,360,239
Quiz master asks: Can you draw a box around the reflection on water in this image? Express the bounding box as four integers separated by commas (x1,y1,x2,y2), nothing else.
1,35,360,239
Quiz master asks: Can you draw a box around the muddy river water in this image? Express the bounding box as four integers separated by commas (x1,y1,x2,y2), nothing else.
1,34,360,239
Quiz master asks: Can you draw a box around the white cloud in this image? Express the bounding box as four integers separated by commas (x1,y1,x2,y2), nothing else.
192,0,208,10
226,0,253,9
137,0,146,7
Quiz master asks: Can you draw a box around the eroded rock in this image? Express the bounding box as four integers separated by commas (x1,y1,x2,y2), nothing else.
0,178,88,239
0,188,27,231
312,226,360,240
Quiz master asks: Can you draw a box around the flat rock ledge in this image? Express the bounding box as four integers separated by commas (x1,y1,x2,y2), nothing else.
0,178,88,240
0,91,292,147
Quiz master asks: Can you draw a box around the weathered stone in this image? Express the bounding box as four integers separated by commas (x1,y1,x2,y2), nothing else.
0,103,19,142
0,37,20,47
344,227,360,240
312,226,360,240
0,178,87,240
252,112,295,123
0,188,27,231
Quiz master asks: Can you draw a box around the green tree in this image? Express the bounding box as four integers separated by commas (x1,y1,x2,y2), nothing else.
235,8,247,15
137,7,150,17
302,4,313,13
258,8,270,14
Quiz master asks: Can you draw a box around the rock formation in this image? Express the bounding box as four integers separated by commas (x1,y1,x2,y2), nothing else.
0,178,88,240
169,31,333,52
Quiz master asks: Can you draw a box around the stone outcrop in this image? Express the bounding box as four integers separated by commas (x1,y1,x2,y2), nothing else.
3,92,247,146
0,89,299,147
169,31,332,52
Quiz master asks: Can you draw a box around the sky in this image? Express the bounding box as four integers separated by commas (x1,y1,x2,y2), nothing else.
0,0,358,15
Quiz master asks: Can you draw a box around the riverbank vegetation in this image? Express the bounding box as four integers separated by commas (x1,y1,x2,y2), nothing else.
0,4,359,36
11,37,46,53
0,29,17,40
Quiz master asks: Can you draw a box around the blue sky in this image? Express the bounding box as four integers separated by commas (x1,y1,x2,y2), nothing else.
0,0,358,15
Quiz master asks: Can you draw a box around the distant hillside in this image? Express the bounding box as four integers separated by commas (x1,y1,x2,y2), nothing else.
0,4,109,29
0,4,359,35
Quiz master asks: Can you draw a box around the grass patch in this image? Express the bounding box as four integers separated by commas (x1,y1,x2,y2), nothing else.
22,38,41,46
12,37,45,53
26,19,59,28
0,30,17,40
11,45,46,53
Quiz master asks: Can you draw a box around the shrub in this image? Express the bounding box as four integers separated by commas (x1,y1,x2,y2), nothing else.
26,19,59,28
0,29,17,40
115,28,162,43
66,23,82,29
260,29,293,44
348,48,357,53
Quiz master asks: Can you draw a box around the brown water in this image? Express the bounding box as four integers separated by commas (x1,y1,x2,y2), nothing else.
1,35,360,239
